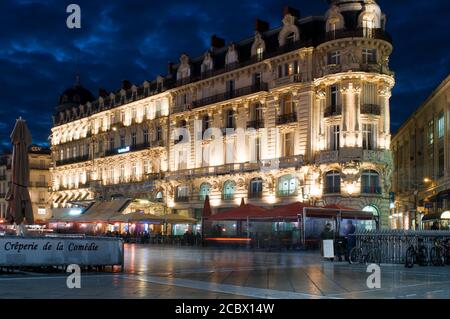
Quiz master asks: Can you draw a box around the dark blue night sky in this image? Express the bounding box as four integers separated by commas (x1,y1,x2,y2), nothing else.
0,0,449,148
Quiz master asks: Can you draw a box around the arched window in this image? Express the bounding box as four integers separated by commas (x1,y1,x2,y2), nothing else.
324,171,340,194
199,183,211,201
277,174,298,197
361,170,381,194
249,177,263,198
223,180,236,200
176,185,190,202
363,205,379,217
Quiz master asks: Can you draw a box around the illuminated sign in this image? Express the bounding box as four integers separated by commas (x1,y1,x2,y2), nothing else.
118,146,130,154
38,208,46,215
69,209,83,216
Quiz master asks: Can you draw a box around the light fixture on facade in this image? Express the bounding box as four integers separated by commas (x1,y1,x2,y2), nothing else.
345,182,356,195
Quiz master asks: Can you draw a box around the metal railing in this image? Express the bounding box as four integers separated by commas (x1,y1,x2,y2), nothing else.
191,83,268,109
352,230,450,265
276,112,297,125
324,105,342,118
323,28,393,44
361,104,381,116
56,155,89,167
247,119,265,129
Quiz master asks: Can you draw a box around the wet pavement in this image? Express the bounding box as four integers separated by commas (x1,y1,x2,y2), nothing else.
1,244,450,299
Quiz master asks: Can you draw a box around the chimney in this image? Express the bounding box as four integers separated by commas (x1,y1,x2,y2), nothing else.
255,18,270,33
167,62,174,75
98,88,108,97
283,6,300,18
122,80,132,90
211,35,225,49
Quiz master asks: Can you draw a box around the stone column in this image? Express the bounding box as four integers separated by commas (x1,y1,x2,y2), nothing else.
378,85,392,134
315,88,326,151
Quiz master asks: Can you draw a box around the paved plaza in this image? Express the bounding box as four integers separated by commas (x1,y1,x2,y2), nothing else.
1,245,450,299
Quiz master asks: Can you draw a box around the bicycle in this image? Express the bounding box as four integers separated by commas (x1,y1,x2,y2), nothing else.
405,237,428,268
430,237,446,266
349,236,381,265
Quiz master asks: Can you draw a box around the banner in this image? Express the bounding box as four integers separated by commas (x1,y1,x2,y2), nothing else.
0,236,124,267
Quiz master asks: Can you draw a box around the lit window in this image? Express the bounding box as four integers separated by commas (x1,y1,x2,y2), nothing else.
256,47,264,60
278,174,297,197
223,180,235,200
199,183,211,201
438,114,445,139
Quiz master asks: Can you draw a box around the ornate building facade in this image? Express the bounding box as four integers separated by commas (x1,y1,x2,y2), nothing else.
50,0,395,227
0,146,51,224
392,75,450,230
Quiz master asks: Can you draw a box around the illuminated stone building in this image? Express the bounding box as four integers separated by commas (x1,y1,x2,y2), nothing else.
50,0,395,227
392,75,450,230
0,146,51,223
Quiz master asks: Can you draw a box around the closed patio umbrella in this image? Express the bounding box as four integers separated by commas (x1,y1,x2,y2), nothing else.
6,118,34,226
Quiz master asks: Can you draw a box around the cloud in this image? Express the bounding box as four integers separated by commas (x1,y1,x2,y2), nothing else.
0,0,448,147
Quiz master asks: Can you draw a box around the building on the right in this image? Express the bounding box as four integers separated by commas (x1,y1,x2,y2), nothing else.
391,75,450,230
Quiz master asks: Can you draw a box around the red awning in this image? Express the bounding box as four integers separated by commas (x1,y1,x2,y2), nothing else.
268,202,309,219
210,204,269,221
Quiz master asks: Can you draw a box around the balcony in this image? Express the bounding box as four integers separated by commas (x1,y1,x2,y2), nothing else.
172,104,191,114
279,155,304,169
276,112,297,125
191,83,268,109
323,28,393,44
56,155,90,167
324,105,342,118
104,142,151,157
247,119,265,130
175,196,190,203
166,162,261,180
277,190,297,197
223,194,235,201
361,104,381,116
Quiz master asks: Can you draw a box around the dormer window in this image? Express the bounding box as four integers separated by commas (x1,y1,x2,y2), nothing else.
286,32,296,45
177,54,191,82
201,52,214,75
225,44,239,69
256,47,264,61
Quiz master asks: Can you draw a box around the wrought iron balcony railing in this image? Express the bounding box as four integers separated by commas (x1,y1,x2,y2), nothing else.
276,112,297,125
324,105,342,118
361,104,381,116
191,83,268,109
